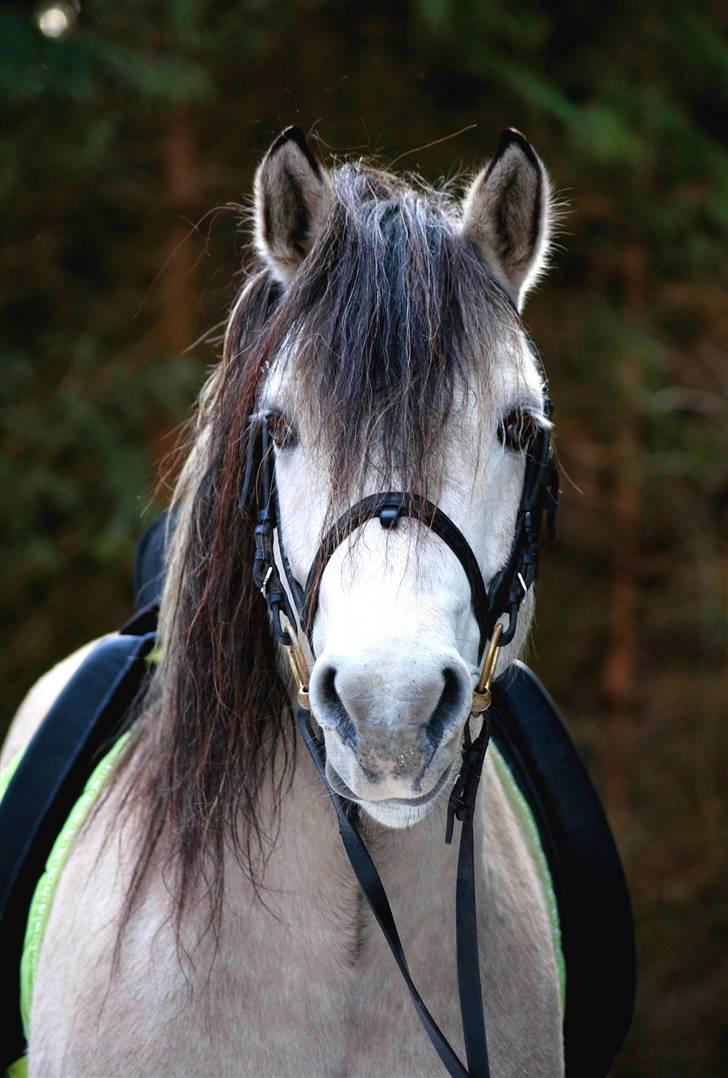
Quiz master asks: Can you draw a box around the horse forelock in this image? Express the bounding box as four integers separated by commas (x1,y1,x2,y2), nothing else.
122,162,520,941
262,164,518,505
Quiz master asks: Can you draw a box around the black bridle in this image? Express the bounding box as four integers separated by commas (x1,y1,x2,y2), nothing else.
246,407,558,657
241,383,559,1078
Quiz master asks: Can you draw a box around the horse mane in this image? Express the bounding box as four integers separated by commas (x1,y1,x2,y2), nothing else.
118,160,517,941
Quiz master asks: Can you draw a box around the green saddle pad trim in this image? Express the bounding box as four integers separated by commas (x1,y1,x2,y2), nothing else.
1,731,564,1075
0,735,130,1076
19,734,131,1038
490,742,566,1008
0,749,22,801
5,1055,26,1078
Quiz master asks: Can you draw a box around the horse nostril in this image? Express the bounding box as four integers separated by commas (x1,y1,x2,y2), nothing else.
314,663,358,746
426,666,467,751
312,653,470,751
319,663,339,710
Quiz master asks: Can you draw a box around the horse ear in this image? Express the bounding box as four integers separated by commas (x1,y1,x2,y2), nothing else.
462,129,553,310
254,126,333,284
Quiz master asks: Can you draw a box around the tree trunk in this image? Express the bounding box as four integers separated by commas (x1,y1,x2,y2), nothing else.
160,108,198,355
602,240,644,819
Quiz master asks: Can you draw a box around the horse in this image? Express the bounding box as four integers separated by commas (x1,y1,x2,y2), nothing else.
2,126,565,1076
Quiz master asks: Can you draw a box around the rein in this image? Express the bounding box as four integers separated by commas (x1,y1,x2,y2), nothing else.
241,393,558,1077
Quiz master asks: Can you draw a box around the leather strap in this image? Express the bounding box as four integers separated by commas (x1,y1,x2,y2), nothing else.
449,720,493,1074
298,707,492,1078
484,426,558,645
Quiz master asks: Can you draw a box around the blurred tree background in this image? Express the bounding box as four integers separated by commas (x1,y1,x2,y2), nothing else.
1,0,725,1073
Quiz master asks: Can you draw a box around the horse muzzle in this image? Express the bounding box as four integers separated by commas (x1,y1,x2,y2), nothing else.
308,644,472,815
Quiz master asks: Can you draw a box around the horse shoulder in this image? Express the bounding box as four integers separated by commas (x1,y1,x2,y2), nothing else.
1,637,113,771
478,754,565,1075
27,740,357,1077
25,749,187,1076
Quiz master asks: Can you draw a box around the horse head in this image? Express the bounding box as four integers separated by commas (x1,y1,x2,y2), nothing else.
246,127,556,828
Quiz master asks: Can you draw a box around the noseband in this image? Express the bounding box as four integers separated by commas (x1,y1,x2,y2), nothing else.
241,380,559,1078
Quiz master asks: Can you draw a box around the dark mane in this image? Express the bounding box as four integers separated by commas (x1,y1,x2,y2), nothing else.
265,164,515,504
120,162,517,941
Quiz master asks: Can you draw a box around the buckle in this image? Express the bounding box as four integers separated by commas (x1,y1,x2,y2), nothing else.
378,502,402,529
445,725,491,844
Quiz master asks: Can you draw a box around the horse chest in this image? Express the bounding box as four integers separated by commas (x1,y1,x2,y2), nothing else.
201,786,463,1074
206,814,463,1076
30,755,563,1077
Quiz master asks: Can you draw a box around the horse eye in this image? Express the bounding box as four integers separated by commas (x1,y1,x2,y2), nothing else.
498,410,538,452
265,411,298,450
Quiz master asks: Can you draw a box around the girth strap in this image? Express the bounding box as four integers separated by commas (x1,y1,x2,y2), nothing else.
298,707,492,1078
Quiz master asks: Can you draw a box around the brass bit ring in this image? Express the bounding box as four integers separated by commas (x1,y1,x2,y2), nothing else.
470,623,503,715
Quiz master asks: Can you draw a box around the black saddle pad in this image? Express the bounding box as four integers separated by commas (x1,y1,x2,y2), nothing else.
492,665,635,1076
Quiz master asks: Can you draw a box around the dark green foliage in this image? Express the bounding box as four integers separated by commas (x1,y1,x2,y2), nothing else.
1,2,725,1073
